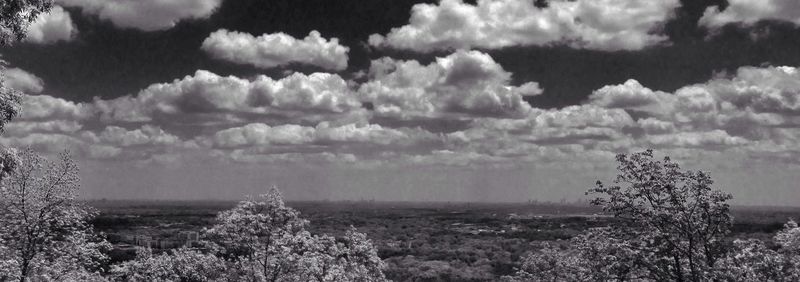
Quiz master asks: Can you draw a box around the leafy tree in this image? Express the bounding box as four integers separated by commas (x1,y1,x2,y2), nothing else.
204,186,388,281
776,220,800,253
504,229,649,281
0,0,54,45
110,247,228,282
0,148,110,281
0,62,22,134
503,243,590,282
714,221,800,281
586,149,733,281
116,187,387,281
714,239,799,281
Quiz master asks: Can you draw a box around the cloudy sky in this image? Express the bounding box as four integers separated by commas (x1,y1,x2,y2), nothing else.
2,0,800,205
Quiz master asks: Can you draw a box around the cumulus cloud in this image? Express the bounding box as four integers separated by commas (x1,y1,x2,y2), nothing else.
224,150,359,165
207,122,428,149
645,130,750,148
369,0,680,52
19,94,93,121
210,123,315,148
584,65,800,153
97,125,180,147
700,0,800,28
3,68,45,94
24,6,77,44
96,70,364,124
359,50,539,120
4,120,83,136
58,0,221,31
430,64,800,164
5,61,800,169
441,105,635,160
0,124,187,161
202,30,350,71
587,79,675,114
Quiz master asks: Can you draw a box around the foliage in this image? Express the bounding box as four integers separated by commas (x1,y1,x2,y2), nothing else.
204,186,388,281
0,62,23,136
503,228,651,282
0,148,110,281
110,247,227,282
585,149,733,281
505,149,800,281
712,220,800,281
713,238,800,281
113,186,388,281
0,0,54,45
776,220,800,253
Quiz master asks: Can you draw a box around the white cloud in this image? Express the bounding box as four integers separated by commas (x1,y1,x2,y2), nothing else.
645,130,750,148
224,150,359,165
98,125,180,147
210,123,315,148
359,50,539,120
202,30,350,71
58,0,221,31
369,0,680,52
696,66,800,114
4,120,83,136
6,63,800,170
207,121,427,149
96,70,364,124
700,0,800,28
24,6,76,44
637,118,676,135
0,133,87,154
587,79,675,114
3,68,44,94
19,94,93,121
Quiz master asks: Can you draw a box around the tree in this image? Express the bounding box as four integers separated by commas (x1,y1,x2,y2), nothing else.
0,0,54,46
110,247,228,282
0,61,22,135
776,220,800,253
204,186,388,281
204,186,309,281
504,229,650,282
714,220,800,281
0,148,110,281
503,243,591,282
585,149,733,281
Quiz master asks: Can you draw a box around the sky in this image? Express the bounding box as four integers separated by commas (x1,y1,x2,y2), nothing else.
1,0,800,205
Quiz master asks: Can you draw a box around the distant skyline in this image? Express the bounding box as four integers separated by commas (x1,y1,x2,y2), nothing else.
2,0,800,205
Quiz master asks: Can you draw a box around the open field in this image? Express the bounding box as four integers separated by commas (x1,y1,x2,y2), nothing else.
88,201,800,281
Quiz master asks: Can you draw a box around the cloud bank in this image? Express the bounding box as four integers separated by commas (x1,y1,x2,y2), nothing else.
4,61,800,174
58,0,222,31
700,0,800,28
202,30,350,71
369,0,680,52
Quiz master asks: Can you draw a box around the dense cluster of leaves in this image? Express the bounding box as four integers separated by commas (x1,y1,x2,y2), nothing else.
0,149,111,281
110,247,228,281
112,187,388,282
506,150,800,282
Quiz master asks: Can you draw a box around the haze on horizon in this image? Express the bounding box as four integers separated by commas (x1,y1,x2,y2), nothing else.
2,0,800,206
